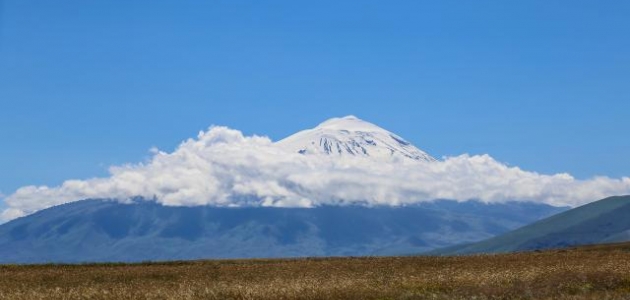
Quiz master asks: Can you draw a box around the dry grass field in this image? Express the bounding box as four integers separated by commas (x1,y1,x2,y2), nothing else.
1,243,630,300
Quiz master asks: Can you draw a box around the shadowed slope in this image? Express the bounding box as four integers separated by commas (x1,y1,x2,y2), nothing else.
0,198,564,263
433,195,630,255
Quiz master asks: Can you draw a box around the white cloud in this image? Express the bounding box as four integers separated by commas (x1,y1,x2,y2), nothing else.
2,126,630,223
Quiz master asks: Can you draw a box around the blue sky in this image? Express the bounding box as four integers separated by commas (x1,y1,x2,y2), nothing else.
1,1,629,204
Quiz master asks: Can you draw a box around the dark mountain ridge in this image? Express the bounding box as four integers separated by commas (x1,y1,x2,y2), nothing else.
431,195,630,255
0,198,565,263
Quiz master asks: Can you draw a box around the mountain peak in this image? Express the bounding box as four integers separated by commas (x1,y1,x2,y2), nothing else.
277,116,436,162
315,115,384,132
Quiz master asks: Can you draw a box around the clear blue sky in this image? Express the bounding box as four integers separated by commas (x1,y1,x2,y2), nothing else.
1,1,629,202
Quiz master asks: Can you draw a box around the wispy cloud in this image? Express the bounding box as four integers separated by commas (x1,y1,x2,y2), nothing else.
2,126,630,223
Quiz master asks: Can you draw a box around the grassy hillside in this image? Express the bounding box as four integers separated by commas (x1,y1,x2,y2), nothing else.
1,242,630,299
432,195,630,255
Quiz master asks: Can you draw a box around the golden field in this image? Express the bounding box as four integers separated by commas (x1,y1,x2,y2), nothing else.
1,243,630,300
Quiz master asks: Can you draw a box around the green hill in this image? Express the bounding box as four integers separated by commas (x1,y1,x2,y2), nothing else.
432,195,630,255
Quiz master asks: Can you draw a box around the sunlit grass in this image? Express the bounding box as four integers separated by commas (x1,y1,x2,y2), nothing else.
1,243,630,299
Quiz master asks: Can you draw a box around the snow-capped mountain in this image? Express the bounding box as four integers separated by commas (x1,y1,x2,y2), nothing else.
0,115,573,263
276,116,436,162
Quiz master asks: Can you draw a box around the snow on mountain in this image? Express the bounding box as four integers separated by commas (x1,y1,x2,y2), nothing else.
5,115,630,224
276,116,436,162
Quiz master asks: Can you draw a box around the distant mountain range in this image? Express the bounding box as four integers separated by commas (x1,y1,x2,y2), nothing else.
431,195,630,255
0,199,564,263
